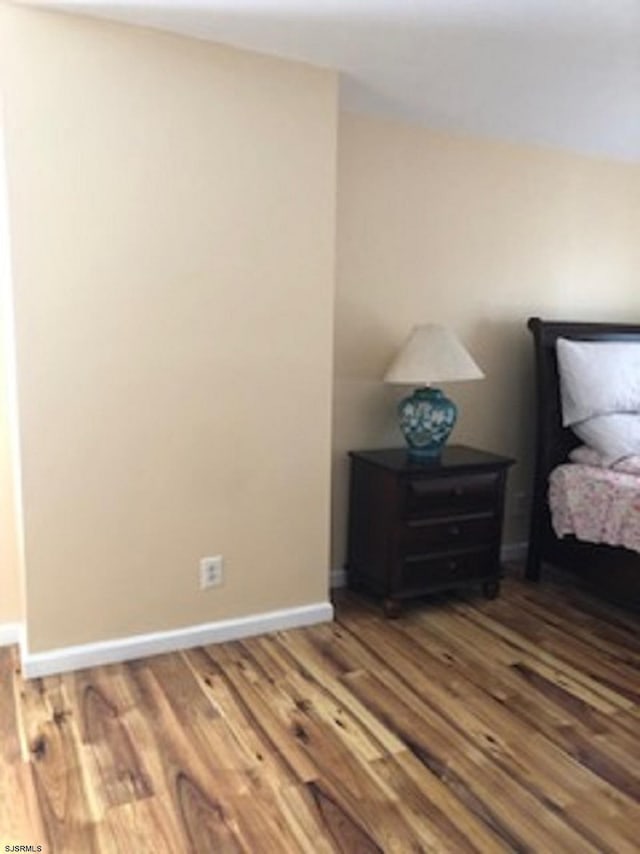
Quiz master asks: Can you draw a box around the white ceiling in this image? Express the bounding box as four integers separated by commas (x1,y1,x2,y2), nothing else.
32,0,640,161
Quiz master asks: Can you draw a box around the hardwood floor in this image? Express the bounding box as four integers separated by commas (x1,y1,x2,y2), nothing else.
1,574,639,852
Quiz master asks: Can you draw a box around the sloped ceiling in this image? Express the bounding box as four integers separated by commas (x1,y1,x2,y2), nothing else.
28,1,640,160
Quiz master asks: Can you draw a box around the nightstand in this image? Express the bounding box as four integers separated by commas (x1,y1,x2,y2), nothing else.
345,445,514,616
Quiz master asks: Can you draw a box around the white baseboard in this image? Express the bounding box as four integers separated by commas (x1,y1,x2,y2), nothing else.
330,542,529,590
501,541,528,563
0,621,22,648
331,568,347,589
22,601,334,679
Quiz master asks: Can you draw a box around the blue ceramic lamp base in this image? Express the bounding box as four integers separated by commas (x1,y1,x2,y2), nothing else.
398,386,457,458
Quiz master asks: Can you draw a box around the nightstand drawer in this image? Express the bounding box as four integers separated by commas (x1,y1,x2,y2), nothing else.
401,548,494,594
401,513,496,550
404,473,498,520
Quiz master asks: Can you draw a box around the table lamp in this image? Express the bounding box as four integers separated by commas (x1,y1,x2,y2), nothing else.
384,323,484,458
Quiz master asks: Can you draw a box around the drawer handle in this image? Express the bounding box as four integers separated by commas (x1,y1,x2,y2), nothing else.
452,487,465,497
448,560,459,572
448,524,461,537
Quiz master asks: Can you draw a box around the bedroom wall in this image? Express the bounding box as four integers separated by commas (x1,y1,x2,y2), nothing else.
0,105,23,629
333,111,640,571
0,331,22,628
1,5,337,652
0,246,23,628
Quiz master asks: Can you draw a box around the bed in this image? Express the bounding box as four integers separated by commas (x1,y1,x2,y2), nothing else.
526,317,640,609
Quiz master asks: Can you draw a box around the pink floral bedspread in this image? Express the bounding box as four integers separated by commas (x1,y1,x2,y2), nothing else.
549,464,640,553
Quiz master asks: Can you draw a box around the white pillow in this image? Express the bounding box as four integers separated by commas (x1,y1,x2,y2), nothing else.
556,338,640,426
568,444,619,468
615,456,640,475
568,443,640,472
573,414,640,460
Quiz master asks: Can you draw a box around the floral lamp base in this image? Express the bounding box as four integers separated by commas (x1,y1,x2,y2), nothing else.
398,387,457,458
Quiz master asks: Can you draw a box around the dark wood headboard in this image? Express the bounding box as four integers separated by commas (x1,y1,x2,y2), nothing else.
526,317,640,582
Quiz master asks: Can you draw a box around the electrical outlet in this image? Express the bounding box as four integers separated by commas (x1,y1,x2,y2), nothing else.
200,555,224,590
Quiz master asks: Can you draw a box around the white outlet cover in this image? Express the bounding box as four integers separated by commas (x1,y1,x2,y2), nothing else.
200,556,224,589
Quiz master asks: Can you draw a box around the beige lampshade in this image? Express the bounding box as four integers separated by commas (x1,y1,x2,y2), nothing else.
384,324,484,385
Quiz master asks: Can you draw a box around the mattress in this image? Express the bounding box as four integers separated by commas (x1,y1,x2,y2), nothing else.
548,463,640,554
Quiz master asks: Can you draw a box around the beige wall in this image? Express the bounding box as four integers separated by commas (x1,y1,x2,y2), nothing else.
1,6,337,651
333,112,640,570
0,289,23,626
0,98,23,627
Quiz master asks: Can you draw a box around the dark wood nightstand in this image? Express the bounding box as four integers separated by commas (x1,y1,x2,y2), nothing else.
345,445,514,616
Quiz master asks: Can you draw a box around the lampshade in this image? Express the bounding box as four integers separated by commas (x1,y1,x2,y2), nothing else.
384,324,484,386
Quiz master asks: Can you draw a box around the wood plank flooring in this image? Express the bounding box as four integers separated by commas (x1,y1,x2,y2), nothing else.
1,574,639,852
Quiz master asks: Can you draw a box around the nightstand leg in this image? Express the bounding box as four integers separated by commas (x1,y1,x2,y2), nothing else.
383,598,402,619
483,580,501,600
